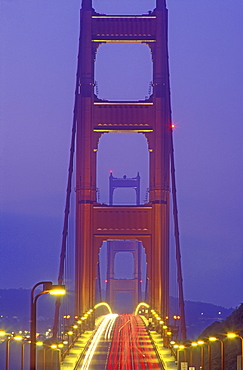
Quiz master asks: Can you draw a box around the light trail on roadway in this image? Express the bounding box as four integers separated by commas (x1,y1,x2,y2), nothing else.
80,313,118,370
106,314,161,370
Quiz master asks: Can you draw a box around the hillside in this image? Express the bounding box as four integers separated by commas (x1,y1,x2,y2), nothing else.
198,303,243,370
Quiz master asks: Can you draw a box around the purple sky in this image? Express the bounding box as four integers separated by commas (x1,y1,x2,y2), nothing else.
1,0,243,309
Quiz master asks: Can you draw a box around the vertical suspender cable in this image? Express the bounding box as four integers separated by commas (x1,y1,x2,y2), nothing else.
97,262,102,303
52,26,81,340
170,131,187,341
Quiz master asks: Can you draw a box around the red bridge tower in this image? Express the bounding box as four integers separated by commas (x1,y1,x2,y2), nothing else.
75,0,172,319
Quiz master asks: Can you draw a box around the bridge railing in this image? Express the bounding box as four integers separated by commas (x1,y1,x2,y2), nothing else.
133,303,183,367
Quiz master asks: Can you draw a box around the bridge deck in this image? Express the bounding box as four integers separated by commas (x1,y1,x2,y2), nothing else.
149,331,177,370
61,331,93,369
61,314,177,370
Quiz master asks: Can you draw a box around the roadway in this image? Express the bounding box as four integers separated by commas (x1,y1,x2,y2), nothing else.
78,314,162,370
107,314,161,369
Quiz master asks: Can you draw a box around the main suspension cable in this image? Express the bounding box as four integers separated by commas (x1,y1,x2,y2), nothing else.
170,130,187,341
52,27,82,340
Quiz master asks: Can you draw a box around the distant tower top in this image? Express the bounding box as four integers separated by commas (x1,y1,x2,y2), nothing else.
156,0,166,10
82,0,92,10
81,0,166,11
109,172,141,206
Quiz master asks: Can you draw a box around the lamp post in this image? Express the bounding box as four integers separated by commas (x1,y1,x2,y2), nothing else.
21,338,30,370
30,281,66,370
208,337,218,370
6,336,11,370
0,330,11,370
189,342,198,368
219,337,225,370
5,333,22,370
0,331,23,370
208,342,211,370
178,344,186,364
227,332,243,370
197,340,205,369
208,336,224,370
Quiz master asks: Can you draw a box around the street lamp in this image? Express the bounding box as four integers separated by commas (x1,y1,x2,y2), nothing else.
5,333,23,370
0,331,23,370
189,341,198,368
197,340,205,369
30,281,66,370
178,344,187,364
207,336,225,370
21,338,30,370
227,332,243,370
208,337,217,370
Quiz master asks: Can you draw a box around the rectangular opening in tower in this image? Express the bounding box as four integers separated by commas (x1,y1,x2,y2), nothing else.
94,43,153,101
98,240,147,312
93,1,156,15
97,132,149,205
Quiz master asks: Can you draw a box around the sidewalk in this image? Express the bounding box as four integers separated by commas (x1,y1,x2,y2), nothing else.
61,330,93,369
149,331,177,370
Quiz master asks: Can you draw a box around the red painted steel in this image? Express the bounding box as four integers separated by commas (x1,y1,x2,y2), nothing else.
75,0,172,319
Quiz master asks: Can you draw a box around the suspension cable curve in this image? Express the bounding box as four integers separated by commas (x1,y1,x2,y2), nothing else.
52,31,82,340
170,130,187,341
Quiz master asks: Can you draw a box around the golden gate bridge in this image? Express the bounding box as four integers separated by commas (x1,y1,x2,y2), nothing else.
2,0,203,369
1,1,241,369
49,1,186,368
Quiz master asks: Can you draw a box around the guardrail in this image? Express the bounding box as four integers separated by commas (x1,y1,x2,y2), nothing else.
147,330,167,370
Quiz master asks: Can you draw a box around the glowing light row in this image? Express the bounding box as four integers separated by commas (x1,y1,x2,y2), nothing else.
94,102,153,105
80,314,118,370
92,40,156,43
92,16,156,19
172,332,243,352
93,129,153,133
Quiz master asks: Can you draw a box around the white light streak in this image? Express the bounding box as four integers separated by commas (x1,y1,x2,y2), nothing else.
104,314,117,340
80,314,118,370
